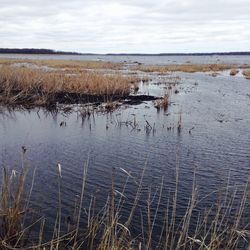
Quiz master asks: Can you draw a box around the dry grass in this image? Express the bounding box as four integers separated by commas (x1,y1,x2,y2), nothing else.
0,152,249,249
230,69,239,76
154,93,170,111
243,69,250,79
0,58,28,66
0,58,123,71
133,63,250,73
0,167,28,241
0,65,138,106
37,59,123,70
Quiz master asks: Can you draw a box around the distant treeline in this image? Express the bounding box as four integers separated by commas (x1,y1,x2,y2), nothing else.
0,48,81,55
0,48,250,56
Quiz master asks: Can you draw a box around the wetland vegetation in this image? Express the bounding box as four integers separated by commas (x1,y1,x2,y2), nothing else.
243,69,250,79
0,55,250,249
132,63,250,74
1,58,250,109
0,151,249,250
0,59,138,108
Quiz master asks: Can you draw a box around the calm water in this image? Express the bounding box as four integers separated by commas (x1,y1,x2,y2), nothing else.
1,53,250,65
0,56,250,246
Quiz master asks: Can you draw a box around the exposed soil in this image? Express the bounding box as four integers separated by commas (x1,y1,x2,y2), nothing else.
0,89,160,109
122,95,160,105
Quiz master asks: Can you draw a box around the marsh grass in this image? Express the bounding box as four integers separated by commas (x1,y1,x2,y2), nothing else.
0,65,138,107
0,167,28,242
154,93,170,111
243,69,250,80
133,63,250,73
229,69,239,76
1,151,249,249
0,58,124,71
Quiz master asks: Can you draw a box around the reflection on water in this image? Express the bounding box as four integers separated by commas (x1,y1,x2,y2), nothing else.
1,53,250,65
0,68,250,246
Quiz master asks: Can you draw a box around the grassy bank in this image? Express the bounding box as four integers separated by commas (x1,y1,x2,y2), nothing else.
0,65,137,107
132,63,250,74
243,69,250,79
1,58,250,108
0,58,124,71
0,152,249,249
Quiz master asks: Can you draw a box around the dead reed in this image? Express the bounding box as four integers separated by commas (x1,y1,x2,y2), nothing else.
154,93,170,111
0,152,249,249
0,65,138,107
229,69,239,76
243,69,250,80
133,63,250,73
0,58,123,70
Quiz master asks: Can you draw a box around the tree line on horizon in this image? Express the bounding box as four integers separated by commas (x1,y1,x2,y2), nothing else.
0,48,81,55
0,48,250,56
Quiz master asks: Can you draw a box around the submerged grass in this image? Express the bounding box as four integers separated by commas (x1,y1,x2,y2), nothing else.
0,151,249,249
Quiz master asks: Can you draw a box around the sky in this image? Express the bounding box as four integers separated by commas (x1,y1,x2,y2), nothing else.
0,0,250,53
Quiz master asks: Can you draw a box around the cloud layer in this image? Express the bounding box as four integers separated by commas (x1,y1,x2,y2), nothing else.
1,0,250,53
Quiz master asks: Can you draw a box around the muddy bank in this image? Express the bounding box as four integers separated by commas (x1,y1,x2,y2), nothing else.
0,89,160,109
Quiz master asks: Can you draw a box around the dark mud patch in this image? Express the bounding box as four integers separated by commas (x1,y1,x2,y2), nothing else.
123,95,160,105
57,93,159,106
0,89,160,109
54,92,128,104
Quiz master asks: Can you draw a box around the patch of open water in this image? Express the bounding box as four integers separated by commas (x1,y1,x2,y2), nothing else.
0,66,250,246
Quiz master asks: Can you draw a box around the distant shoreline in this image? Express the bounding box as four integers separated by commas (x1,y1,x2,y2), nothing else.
0,48,81,55
105,52,250,56
0,48,250,56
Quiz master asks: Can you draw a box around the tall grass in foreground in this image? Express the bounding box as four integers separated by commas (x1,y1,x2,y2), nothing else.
0,65,137,106
0,151,249,249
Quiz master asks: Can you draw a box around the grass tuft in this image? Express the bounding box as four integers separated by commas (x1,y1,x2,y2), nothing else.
0,154,249,249
154,93,170,111
242,69,250,80
230,69,239,76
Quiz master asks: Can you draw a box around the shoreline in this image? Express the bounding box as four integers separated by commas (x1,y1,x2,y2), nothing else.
0,58,250,109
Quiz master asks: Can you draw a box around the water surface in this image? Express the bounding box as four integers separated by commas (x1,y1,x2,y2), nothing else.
1,53,250,65
0,58,250,246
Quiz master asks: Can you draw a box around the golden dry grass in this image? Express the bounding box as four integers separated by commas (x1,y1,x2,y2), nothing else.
0,65,138,106
243,69,250,79
154,94,170,111
0,154,249,250
230,68,239,76
0,58,123,70
133,63,250,73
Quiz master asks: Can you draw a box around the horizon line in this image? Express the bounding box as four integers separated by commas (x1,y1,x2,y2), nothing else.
0,48,250,56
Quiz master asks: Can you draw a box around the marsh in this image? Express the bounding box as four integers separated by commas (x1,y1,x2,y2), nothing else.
0,54,250,249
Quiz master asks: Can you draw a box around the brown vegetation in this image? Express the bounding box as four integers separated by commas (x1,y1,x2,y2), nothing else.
0,58,124,71
133,63,250,73
242,69,250,79
0,65,137,107
0,153,249,249
154,93,170,111
230,68,239,76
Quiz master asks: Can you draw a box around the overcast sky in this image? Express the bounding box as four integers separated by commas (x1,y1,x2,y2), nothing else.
0,0,250,53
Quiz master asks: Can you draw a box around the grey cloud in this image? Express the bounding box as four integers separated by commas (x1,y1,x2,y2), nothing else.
0,0,249,52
